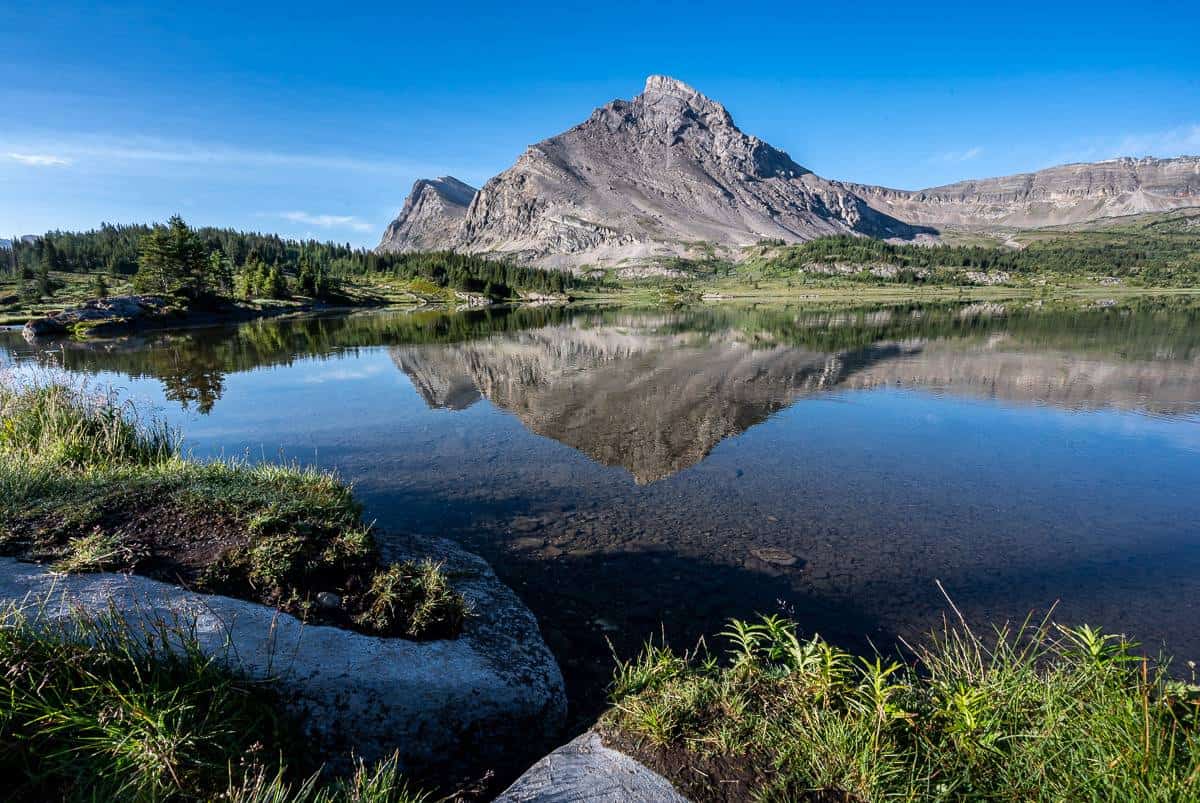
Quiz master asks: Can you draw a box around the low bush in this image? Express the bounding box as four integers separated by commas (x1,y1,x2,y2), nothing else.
605,609,1200,801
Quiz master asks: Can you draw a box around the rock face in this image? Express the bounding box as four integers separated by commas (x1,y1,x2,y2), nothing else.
379,176,477,253
0,537,566,780
846,156,1200,227
379,77,1200,268
379,76,925,268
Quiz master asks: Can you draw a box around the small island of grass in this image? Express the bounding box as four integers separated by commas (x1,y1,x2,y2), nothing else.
0,377,466,639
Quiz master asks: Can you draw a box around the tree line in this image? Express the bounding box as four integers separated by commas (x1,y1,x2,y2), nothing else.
2,217,590,302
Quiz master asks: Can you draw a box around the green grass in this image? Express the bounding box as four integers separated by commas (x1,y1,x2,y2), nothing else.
0,601,430,802
0,376,467,639
604,611,1200,801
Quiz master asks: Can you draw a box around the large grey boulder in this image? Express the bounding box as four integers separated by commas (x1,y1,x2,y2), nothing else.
0,536,565,778
495,731,691,802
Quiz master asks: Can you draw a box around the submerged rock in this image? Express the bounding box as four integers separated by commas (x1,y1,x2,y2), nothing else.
751,547,801,567
0,535,566,779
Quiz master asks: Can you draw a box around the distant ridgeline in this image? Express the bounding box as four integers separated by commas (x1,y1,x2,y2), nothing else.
0,222,589,298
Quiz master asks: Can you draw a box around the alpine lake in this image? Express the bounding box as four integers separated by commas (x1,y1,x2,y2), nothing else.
5,296,1199,722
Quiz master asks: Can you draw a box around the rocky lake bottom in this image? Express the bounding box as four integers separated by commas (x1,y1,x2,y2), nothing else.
4,299,1199,722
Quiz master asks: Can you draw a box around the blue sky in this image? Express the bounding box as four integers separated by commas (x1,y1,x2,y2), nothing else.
2,0,1197,246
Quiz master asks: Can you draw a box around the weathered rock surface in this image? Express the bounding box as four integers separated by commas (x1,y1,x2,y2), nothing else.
494,731,690,803
379,176,478,253
380,76,925,268
22,295,173,340
846,156,1200,227
0,536,565,779
379,77,1199,268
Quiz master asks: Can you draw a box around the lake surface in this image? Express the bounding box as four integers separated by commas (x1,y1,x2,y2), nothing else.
4,299,1200,719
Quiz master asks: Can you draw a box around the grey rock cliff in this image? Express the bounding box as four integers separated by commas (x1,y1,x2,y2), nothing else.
379,78,1200,267
846,156,1200,227
378,176,477,253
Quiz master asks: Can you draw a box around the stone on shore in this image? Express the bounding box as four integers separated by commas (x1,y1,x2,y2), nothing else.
0,532,566,779
494,731,691,803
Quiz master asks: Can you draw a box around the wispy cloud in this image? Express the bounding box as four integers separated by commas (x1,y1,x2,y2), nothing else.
0,134,423,174
8,152,72,167
276,211,374,232
1111,124,1200,158
934,146,983,163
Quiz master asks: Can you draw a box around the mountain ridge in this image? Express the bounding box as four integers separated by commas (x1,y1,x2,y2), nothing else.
379,77,1200,268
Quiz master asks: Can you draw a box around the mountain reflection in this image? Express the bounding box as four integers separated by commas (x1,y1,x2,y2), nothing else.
4,300,1199,482
390,310,1200,482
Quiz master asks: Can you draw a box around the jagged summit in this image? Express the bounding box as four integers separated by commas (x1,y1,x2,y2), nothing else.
378,76,1200,268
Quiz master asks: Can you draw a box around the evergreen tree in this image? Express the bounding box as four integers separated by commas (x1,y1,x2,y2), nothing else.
36,261,52,298
135,215,208,294
265,264,288,299
90,273,109,298
207,250,234,296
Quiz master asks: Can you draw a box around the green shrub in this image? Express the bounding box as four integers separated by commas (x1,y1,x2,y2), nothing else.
606,612,1200,801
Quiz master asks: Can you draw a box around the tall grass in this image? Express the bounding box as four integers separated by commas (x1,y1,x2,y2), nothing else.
0,373,176,470
0,601,430,802
606,610,1200,801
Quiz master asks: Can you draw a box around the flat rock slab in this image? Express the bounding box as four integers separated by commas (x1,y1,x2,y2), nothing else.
495,731,691,803
0,535,565,779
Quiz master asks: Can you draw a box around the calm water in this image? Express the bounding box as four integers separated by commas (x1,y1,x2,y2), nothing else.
4,300,1200,718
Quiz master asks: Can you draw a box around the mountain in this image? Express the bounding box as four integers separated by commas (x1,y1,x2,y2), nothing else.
379,76,1200,269
379,76,927,268
379,176,477,253
846,156,1200,228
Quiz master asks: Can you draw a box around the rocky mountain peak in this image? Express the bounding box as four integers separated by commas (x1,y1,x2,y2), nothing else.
378,176,477,253
639,75,730,120
414,176,477,206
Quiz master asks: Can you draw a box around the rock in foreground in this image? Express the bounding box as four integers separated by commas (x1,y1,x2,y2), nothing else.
495,732,691,803
0,535,566,780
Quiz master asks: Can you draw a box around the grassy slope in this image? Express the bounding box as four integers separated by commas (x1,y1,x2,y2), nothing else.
0,379,466,639
576,209,1200,303
604,613,1200,802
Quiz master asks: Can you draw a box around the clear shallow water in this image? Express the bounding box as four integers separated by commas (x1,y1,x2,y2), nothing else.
4,301,1200,717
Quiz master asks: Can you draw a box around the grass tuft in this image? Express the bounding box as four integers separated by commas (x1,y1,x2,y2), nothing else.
604,612,1200,801
0,602,431,802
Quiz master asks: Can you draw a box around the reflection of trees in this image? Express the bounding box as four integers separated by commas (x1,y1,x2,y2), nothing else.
158,348,226,413
3,297,1198,418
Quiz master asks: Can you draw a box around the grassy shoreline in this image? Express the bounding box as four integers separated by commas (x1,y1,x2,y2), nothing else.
602,612,1200,801
0,378,466,639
